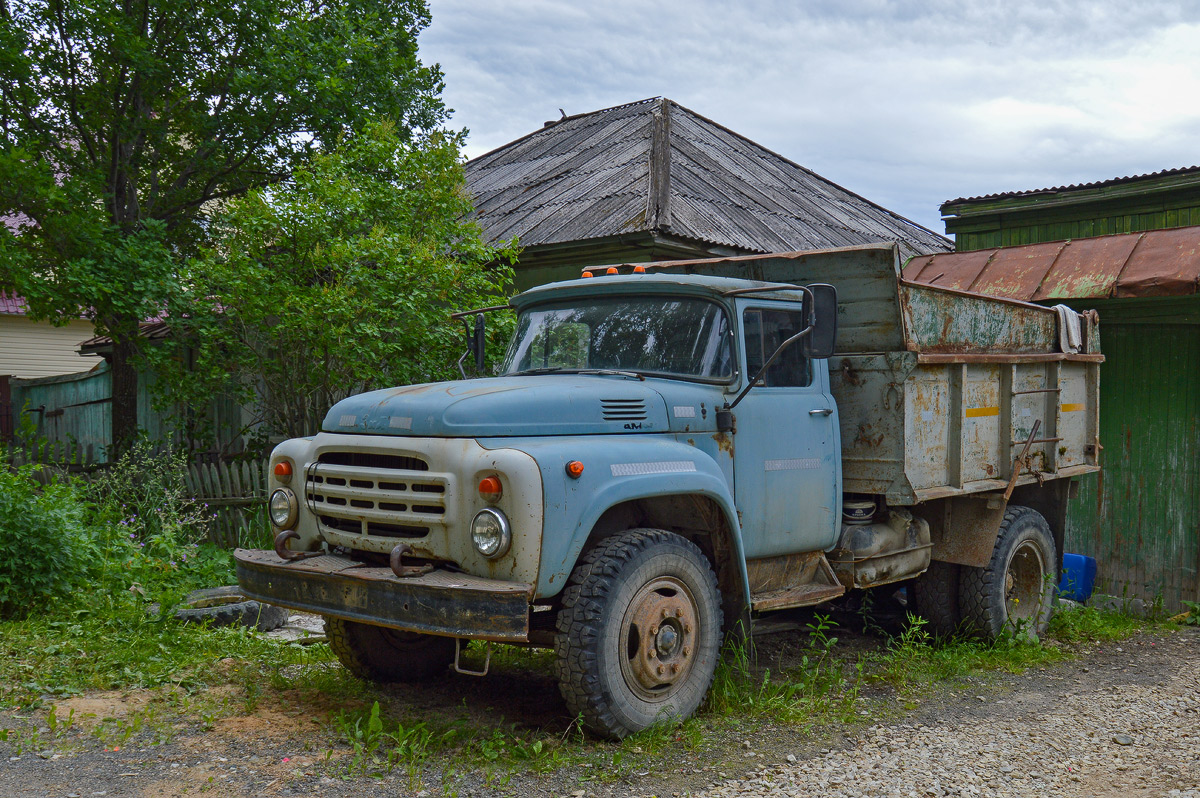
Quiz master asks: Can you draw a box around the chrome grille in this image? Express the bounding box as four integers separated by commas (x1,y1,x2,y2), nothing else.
601,398,647,421
305,455,449,539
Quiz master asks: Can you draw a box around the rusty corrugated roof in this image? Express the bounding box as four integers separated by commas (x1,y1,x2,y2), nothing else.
943,166,1200,207
466,97,952,261
903,226,1200,300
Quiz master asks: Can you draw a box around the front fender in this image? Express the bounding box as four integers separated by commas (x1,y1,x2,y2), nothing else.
481,436,749,607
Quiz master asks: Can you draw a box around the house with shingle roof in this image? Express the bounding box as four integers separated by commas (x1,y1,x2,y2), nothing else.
465,97,951,289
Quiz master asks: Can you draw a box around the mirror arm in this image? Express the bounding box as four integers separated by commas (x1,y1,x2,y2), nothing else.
456,317,474,379
725,325,813,412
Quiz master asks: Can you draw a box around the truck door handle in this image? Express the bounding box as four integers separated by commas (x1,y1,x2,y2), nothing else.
809,408,833,416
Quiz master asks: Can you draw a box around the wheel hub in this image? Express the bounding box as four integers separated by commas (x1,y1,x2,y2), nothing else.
1005,540,1047,622
620,576,698,700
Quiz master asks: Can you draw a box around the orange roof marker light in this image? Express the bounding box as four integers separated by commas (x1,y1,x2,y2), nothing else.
605,267,619,275
632,265,646,273
582,270,594,278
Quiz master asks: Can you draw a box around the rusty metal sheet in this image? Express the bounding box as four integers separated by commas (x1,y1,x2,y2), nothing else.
908,225,1200,301
1115,226,1200,297
903,249,994,291
1034,234,1138,301
969,242,1064,300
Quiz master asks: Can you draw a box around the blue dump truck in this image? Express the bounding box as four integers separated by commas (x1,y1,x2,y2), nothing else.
236,243,1102,738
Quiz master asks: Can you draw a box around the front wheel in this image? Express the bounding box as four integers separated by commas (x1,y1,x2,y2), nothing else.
324,617,455,682
555,529,722,739
959,506,1057,640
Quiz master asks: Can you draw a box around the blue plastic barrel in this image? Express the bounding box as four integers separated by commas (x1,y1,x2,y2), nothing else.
1058,553,1098,602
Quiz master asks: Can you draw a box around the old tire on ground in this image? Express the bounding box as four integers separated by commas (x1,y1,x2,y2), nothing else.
959,506,1057,640
911,560,963,639
172,586,289,632
324,616,455,682
555,528,722,739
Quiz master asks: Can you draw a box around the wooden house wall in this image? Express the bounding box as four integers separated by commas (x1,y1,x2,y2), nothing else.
1063,296,1200,610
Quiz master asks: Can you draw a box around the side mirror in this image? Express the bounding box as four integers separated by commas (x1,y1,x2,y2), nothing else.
468,314,486,372
802,283,838,359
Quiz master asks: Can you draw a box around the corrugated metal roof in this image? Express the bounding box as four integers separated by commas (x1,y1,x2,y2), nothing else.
0,291,28,316
465,97,952,261
943,166,1200,207
903,225,1200,301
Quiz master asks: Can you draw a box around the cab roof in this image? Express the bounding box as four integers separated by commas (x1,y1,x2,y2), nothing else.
511,272,806,309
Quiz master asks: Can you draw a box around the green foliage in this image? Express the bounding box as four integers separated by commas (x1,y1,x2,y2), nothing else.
0,0,449,445
151,121,516,439
337,700,463,780
0,465,89,618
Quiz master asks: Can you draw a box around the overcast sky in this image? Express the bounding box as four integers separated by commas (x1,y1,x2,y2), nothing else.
419,0,1200,236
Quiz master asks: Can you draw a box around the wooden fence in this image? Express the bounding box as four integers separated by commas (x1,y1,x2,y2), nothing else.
5,442,269,547
183,460,271,548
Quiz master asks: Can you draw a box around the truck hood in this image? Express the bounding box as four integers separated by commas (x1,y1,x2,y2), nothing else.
321,376,677,437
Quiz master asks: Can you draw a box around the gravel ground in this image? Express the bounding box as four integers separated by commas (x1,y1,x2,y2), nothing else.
2,625,1197,797
702,628,1200,798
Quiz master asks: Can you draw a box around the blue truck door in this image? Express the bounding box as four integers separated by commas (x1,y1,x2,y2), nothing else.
733,306,841,558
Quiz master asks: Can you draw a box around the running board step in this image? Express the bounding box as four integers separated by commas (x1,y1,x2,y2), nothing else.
747,551,846,612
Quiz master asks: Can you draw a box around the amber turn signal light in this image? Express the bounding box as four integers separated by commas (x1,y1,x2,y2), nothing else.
633,265,646,273
273,460,293,483
582,270,594,278
478,475,503,502
565,460,585,479
605,267,619,275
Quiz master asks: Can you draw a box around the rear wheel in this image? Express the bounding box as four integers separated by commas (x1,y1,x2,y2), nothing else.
555,528,722,739
911,560,962,639
324,617,455,682
959,506,1056,640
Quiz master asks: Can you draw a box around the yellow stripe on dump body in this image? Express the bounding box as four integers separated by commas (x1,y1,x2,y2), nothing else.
1061,403,1084,412
965,406,1000,418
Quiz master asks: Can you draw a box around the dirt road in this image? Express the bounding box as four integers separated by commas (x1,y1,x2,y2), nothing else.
2,626,1197,798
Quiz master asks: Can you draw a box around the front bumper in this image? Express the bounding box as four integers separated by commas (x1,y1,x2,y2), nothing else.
235,549,534,642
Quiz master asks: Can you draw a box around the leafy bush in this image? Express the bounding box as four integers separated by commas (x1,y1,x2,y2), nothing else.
83,441,232,594
0,465,89,618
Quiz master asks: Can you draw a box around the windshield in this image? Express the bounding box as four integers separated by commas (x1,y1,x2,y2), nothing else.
503,296,734,382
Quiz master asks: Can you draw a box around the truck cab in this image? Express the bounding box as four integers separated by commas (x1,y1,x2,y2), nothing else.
237,243,1101,738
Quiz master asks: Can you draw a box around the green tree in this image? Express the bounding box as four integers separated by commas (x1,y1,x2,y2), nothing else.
151,121,515,445
0,0,445,452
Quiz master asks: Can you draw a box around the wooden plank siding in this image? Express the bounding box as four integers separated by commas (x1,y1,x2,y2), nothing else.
1064,297,1200,610
954,205,1200,253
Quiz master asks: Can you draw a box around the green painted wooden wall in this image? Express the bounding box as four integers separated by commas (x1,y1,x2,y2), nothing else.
952,205,1200,252
1063,297,1200,609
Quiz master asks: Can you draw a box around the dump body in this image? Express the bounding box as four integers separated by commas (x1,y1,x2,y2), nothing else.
629,243,1103,505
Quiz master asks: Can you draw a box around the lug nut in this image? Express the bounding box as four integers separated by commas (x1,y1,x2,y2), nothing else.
683,646,690,656
675,608,684,617
650,625,658,635
662,608,670,618
649,649,657,659
671,663,679,673
684,622,691,633
657,665,664,675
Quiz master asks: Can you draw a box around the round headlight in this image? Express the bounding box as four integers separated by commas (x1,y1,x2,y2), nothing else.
269,488,298,529
471,508,511,559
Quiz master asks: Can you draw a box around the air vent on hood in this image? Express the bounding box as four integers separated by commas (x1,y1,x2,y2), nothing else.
602,398,647,421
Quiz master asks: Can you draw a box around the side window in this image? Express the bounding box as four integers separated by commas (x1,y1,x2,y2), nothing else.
742,308,811,388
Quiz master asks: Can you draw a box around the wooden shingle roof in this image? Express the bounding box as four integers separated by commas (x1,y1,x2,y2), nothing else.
465,97,951,262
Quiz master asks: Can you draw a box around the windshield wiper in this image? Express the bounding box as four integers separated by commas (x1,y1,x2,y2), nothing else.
577,369,646,380
512,367,568,375
511,367,645,380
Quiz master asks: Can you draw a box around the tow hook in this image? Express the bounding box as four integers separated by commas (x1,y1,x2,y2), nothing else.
390,543,435,578
273,529,322,561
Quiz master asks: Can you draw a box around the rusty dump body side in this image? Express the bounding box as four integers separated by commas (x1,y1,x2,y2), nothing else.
629,242,1103,508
